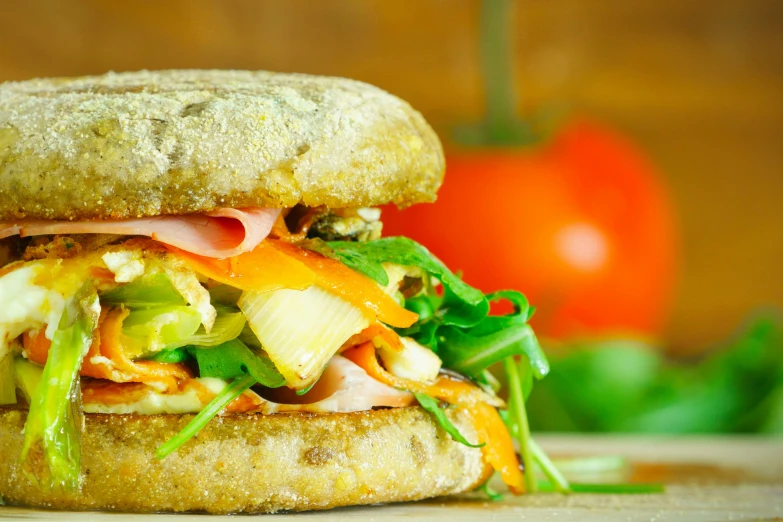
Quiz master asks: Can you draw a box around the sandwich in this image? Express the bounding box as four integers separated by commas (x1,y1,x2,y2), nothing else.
0,70,548,513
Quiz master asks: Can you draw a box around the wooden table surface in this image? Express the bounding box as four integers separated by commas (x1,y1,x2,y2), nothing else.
1,435,781,521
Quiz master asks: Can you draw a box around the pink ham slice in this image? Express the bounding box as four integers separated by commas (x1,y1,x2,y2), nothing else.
0,207,281,259
260,355,414,414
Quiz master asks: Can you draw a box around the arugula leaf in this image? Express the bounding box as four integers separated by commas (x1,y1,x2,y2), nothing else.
530,437,570,493
148,348,189,364
325,237,485,307
437,291,548,379
414,392,485,448
157,339,287,458
439,324,547,379
157,374,256,459
187,339,285,388
538,482,664,494
503,357,538,493
476,479,505,501
321,237,549,382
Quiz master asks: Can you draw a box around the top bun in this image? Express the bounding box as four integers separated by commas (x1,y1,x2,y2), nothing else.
0,70,444,220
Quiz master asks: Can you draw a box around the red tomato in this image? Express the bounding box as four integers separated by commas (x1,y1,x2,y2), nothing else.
382,119,677,340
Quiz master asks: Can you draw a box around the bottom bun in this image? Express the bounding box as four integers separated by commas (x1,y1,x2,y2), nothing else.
0,406,492,514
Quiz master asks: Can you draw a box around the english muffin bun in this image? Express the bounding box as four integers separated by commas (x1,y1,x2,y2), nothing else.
0,70,444,220
0,406,491,514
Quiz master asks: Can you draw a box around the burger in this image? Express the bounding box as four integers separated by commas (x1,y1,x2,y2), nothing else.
0,70,549,513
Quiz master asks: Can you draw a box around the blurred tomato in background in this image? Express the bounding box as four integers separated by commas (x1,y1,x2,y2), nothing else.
383,119,677,341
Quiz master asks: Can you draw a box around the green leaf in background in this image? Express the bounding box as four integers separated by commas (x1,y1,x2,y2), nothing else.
414,392,485,448
526,314,783,433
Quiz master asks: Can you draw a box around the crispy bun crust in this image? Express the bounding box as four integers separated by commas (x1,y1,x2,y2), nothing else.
0,406,491,514
0,70,444,220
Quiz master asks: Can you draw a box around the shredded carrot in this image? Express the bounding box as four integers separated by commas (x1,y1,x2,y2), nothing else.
21,330,53,367
170,241,316,294
81,380,150,405
342,342,485,405
343,341,524,493
269,240,418,328
22,307,191,393
171,239,418,328
82,307,191,392
341,323,404,352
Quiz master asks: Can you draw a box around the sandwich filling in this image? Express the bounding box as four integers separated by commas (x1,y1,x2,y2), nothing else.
0,206,549,495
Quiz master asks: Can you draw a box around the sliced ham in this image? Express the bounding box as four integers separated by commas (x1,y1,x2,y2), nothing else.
261,355,414,414
0,207,281,259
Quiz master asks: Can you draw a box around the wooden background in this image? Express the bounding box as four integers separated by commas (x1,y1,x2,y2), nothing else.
0,0,780,351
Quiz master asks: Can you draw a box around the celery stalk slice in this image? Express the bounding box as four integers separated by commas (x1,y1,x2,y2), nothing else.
100,273,184,308
239,286,369,389
20,285,99,491
156,374,256,459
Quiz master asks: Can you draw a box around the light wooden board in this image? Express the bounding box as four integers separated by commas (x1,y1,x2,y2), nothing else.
2,435,781,521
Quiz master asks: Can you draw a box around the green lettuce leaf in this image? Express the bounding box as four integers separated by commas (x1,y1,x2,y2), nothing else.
122,306,202,354
100,273,184,308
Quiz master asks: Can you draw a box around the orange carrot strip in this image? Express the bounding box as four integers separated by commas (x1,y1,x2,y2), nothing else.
269,240,418,328
169,240,316,294
343,341,524,493
171,239,418,328
341,323,404,353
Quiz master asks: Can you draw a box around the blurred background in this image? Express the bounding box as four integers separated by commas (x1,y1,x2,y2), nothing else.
1,0,781,433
